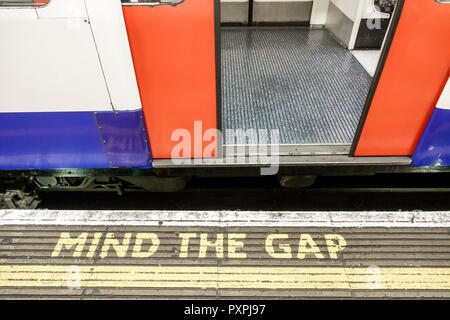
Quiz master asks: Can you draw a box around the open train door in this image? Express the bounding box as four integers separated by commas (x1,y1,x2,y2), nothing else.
122,0,220,159
351,0,450,159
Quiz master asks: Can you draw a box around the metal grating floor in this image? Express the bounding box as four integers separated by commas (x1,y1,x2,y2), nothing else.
222,28,373,145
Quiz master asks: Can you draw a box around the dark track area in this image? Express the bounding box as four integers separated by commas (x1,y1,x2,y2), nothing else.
38,173,450,211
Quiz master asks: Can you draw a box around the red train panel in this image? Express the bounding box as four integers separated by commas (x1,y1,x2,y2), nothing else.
354,0,450,156
123,0,218,159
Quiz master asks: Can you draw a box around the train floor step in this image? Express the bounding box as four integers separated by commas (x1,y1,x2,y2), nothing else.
222,28,372,146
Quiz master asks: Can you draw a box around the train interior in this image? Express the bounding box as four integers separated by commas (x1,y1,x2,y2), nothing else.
221,0,397,153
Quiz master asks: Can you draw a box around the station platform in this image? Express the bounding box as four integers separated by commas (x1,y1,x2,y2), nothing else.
0,210,449,299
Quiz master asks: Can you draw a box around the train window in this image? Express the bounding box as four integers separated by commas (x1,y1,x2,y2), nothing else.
121,0,184,6
0,0,49,7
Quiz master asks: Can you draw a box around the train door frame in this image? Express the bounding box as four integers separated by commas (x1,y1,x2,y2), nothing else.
218,0,404,159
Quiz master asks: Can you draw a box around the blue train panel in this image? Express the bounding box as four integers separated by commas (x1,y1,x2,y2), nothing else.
95,110,152,168
0,110,152,170
412,108,450,167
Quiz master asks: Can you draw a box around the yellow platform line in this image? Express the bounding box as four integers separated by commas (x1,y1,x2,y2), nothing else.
0,265,449,290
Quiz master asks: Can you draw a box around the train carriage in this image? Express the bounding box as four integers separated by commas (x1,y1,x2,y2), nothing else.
0,0,449,203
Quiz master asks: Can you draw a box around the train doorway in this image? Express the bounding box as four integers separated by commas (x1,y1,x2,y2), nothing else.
221,0,398,155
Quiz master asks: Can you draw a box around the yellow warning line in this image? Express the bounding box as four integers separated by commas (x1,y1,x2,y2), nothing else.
0,266,449,290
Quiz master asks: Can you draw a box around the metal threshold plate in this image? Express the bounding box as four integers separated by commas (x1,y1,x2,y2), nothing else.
152,155,412,168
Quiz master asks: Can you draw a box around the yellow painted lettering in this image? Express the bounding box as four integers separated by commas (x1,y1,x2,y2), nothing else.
199,233,224,258
265,234,292,259
52,232,88,258
132,233,160,258
179,233,197,258
86,232,102,258
297,234,324,259
325,234,347,259
228,233,247,258
100,233,132,258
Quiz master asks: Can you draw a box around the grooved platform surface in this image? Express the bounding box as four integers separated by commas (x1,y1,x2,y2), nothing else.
0,210,449,299
222,28,372,145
